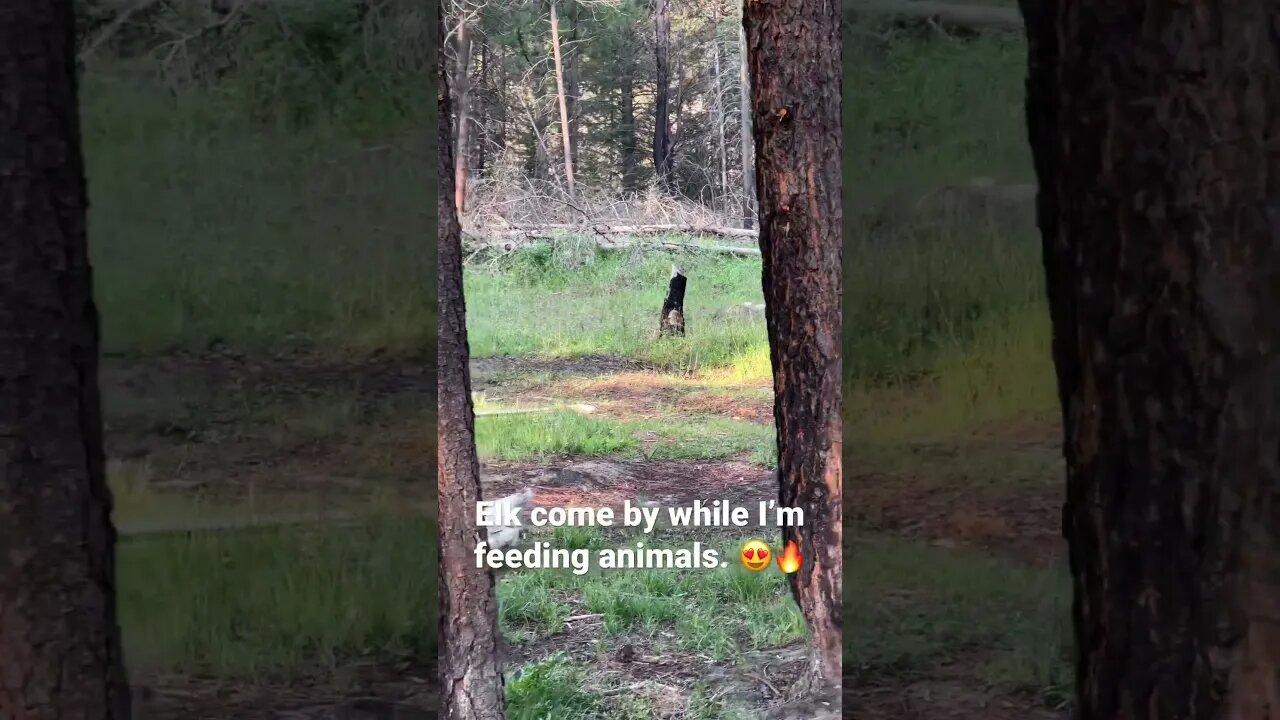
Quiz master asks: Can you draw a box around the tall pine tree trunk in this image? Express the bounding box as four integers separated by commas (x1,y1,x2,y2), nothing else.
744,0,842,689
438,3,506,718
452,14,472,214
652,0,673,188
565,1,580,164
549,0,576,197
1023,1,1280,717
737,24,755,230
0,2,132,717
712,6,729,211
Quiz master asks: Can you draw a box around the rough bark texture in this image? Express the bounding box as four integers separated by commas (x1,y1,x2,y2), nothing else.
737,24,755,230
0,2,132,718
744,0,843,689
453,15,472,214
1022,1,1280,718
652,0,673,186
437,3,506,718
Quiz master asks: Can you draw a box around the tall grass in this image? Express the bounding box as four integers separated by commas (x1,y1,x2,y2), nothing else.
844,25,1054,434
83,50,429,355
465,246,770,375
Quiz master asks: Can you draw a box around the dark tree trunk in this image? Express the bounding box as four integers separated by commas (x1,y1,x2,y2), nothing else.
1022,2,1280,718
652,0,673,187
437,3,506,719
659,265,687,337
744,0,842,689
493,45,507,165
0,2,132,718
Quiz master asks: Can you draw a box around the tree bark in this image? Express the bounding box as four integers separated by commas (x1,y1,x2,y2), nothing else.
659,265,687,337
1023,1,1280,718
565,1,581,164
737,24,755,230
453,14,472,214
0,2,132,718
549,0,576,198
744,0,842,689
438,2,506,718
476,39,488,178
711,6,729,212
652,0,673,188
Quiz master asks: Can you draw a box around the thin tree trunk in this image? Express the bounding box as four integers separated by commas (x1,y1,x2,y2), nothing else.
744,0,842,689
476,40,488,178
0,2,132,717
549,0,575,197
494,45,507,161
712,7,728,212
1022,1,1280,717
652,0,673,187
737,23,755,230
453,15,472,214
565,1,580,163
438,3,506,718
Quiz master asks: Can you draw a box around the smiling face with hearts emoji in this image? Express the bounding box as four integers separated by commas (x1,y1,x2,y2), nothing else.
739,539,772,572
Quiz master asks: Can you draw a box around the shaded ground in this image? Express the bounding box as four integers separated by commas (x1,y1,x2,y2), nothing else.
106,349,1071,719
102,349,436,719
103,350,791,718
132,662,435,720
844,421,1070,720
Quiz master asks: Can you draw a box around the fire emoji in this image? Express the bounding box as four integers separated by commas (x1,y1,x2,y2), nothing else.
777,540,802,574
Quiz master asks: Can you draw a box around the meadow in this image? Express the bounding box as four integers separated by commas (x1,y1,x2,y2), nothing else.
83,2,1073,716
843,11,1072,719
84,4,436,714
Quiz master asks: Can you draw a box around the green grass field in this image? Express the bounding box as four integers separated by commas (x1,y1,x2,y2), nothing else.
843,19,1071,717
85,17,436,704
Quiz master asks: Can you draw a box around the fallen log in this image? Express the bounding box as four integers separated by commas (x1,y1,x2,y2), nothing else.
464,233,761,258
491,223,758,239
854,0,1022,31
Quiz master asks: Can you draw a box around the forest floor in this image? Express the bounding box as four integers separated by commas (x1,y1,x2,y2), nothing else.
102,348,437,719
842,419,1073,720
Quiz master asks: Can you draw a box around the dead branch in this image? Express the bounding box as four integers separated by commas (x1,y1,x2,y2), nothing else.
78,0,167,62
464,232,761,258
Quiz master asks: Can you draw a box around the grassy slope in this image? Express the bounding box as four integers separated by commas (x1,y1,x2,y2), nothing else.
843,23,1072,707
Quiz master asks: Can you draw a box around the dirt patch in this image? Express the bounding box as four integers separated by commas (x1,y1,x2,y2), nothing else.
851,470,1063,565
846,674,1065,720
134,661,434,719
470,355,652,386
483,459,774,519
98,351,435,468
